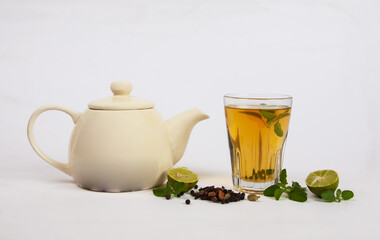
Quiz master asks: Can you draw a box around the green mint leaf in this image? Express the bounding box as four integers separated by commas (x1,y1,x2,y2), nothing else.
266,119,274,125
264,185,280,197
172,182,185,195
336,189,342,203
274,188,285,200
274,121,284,137
153,187,172,197
288,187,307,202
291,181,303,190
342,190,354,200
280,169,287,185
321,190,336,202
276,183,286,188
285,186,293,193
260,109,275,121
291,182,307,193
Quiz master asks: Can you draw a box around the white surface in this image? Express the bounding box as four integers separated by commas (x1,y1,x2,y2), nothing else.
1,169,379,240
1,0,380,239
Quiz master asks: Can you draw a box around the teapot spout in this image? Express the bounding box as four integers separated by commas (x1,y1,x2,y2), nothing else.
166,108,209,165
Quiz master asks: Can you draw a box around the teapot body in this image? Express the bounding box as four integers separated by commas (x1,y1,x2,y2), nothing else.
69,108,173,192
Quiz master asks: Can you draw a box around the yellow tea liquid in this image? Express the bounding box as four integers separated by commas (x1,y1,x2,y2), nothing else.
225,105,291,190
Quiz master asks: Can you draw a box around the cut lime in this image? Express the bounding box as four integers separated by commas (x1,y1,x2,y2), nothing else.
167,167,199,192
305,170,339,197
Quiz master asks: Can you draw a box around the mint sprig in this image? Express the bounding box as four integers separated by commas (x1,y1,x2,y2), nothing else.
266,110,290,126
250,105,290,137
264,169,307,202
259,109,275,122
153,182,185,198
321,189,354,202
248,168,275,180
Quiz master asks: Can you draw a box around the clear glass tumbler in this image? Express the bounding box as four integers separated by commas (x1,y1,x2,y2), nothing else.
224,94,293,192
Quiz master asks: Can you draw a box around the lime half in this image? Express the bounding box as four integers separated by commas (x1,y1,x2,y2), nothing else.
167,167,199,192
305,170,339,197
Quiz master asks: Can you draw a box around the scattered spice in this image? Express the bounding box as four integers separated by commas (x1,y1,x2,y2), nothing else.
185,199,191,205
248,193,260,201
208,192,216,197
218,190,225,200
191,186,245,204
165,194,171,200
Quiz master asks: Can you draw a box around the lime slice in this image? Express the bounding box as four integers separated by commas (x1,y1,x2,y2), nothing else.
305,170,339,197
167,167,199,192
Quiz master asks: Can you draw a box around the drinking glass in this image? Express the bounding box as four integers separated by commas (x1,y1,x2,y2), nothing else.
224,94,292,192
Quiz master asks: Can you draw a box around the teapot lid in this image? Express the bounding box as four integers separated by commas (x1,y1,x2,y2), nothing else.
88,81,155,110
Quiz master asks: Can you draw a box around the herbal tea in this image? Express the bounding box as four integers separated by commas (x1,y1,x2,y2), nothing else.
225,105,291,191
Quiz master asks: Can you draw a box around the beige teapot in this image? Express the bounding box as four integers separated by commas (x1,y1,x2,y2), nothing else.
27,81,209,192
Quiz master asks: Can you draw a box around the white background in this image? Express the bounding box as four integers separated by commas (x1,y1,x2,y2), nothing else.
1,0,379,239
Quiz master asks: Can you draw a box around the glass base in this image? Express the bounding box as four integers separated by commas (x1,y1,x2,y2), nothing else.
232,176,277,193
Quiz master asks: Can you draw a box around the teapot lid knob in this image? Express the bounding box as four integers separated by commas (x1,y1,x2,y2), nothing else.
88,81,155,110
111,81,132,96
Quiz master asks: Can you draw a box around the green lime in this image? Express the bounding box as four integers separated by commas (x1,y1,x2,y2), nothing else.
305,170,339,197
167,167,199,192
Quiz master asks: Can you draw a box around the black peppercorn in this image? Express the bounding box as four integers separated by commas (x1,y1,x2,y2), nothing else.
241,193,245,200
185,199,191,205
165,194,171,200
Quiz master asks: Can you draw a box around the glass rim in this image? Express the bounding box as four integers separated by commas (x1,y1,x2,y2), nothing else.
224,93,293,100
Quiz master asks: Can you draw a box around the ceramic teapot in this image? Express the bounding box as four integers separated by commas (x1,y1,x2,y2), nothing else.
27,81,209,192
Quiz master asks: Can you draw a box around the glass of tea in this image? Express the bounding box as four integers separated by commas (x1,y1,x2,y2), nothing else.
224,94,293,192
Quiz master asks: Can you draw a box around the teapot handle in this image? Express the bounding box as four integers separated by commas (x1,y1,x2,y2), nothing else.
27,105,81,176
